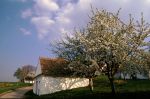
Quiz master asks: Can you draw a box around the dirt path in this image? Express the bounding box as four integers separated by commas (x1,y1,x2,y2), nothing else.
0,86,32,98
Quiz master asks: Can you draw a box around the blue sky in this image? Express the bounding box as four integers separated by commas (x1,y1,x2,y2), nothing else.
0,0,150,82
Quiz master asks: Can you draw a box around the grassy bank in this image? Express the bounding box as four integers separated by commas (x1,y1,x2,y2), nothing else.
25,76,150,99
0,82,32,94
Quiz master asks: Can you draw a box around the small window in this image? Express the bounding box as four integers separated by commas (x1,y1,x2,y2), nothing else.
39,81,40,83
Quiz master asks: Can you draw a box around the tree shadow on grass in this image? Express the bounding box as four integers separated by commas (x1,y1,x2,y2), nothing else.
24,89,150,99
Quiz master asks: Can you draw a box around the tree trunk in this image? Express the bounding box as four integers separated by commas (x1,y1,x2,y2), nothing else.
23,77,25,83
89,78,93,92
108,77,116,95
123,73,126,80
123,75,126,80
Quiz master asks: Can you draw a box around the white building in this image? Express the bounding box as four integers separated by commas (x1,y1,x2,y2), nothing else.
33,57,89,96
24,71,35,84
24,80,34,84
115,71,149,80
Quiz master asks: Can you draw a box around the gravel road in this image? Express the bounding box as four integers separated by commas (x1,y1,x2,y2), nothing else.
0,86,32,98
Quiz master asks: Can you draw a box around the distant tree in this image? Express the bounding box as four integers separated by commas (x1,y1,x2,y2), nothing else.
13,68,23,82
21,65,35,82
14,65,35,82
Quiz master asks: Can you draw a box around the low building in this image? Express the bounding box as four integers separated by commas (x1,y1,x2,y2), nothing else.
33,57,89,96
115,71,149,80
24,71,35,84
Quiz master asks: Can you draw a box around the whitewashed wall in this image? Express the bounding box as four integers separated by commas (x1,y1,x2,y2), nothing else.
33,76,89,95
35,61,42,76
24,80,34,84
115,73,148,79
33,75,42,95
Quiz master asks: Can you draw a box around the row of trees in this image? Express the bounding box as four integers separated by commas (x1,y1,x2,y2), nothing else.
14,65,35,82
51,9,150,95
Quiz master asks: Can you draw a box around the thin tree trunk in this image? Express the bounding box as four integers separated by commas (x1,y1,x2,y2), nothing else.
123,73,126,80
23,77,25,83
89,78,93,92
123,75,126,80
108,77,116,95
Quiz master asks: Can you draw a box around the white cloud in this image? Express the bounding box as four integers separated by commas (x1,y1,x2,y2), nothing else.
31,16,55,39
56,16,70,24
26,0,100,40
115,0,130,4
21,9,32,19
55,3,73,24
21,0,150,41
20,28,31,35
60,28,69,35
146,0,150,3
77,0,92,10
35,0,59,12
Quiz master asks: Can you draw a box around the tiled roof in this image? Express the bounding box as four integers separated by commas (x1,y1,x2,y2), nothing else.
39,57,71,77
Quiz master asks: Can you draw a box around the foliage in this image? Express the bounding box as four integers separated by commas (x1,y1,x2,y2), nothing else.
67,61,96,78
51,33,86,62
14,65,35,82
51,8,150,94
46,59,72,77
79,9,150,79
13,68,23,81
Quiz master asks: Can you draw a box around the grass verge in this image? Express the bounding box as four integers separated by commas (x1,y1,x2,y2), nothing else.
0,82,32,94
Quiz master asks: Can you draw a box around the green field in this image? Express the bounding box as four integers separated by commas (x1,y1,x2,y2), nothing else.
25,76,150,99
0,82,32,94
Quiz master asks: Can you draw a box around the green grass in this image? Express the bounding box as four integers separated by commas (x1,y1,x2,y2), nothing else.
25,76,150,99
0,82,32,94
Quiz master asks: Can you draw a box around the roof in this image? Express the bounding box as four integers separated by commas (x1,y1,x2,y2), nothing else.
39,57,71,77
